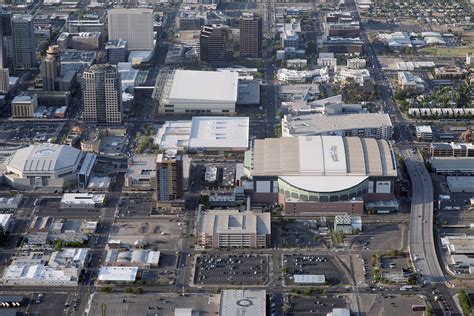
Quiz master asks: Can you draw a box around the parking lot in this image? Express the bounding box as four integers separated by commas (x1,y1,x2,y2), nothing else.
89,293,219,316
0,122,65,144
274,220,328,249
283,254,348,286
350,224,406,252
110,217,183,251
23,292,70,316
286,293,348,316
193,254,269,286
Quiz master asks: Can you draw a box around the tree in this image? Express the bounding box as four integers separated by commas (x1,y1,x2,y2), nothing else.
124,287,133,293
134,287,144,294
458,290,471,315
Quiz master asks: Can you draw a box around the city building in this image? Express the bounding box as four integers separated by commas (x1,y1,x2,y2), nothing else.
430,143,474,157
11,95,37,118
60,193,106,209
108,9,154,50
321,37,363,54
239,13,262,58
347,58,366,69
446,177,474,193
317,52,337,68
97,266,138,283
282,113,393,140
2,248,89,286
327,22,360,37
415,125,433,141
199,210,271,248
82,64,122,124
68,20,105,34
106,39,128,64
104,249,160,268
156,152,183,202
334,214,362,233
200,25,233,65
12,15,36,70
244,136,397,215
0,10,12,69
0,214,12,230
40,45,61,91
0,68,9,94
154,117,249,152
398,71,425,94
124,154,157,191
430,158,474,175
159,70,238,114
219,290,266,316
1,143,95,191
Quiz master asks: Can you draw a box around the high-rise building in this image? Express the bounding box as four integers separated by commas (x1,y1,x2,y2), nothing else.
0,10,12,69
105,39,128,64
156,152,183,202
200,24,233,65
11,95,37,118
40,45,61,91
0,68,9,93
12,15,36,70
82,64,122,124
239,13,262,58
108,8,154,50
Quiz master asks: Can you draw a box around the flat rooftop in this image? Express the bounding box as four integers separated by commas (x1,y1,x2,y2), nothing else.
168,70,238,103
201,210,271,235
431,158,474,171
284,113,392,136
219,289,266,316
188,117,249,150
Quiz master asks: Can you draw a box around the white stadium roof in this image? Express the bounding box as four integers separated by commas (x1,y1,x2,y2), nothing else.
250,136,396,192
6,144,81,176
168,70,238,104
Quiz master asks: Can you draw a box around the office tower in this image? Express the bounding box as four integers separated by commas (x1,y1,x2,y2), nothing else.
156,153,183,202
200,24,233,65
12,15,36,70
108,8,154,50
105,39,128,64
0,68,9,93
239,13,262,58
40,45,61,91
0,10,12,69
11,95,37,118
82,64,122,124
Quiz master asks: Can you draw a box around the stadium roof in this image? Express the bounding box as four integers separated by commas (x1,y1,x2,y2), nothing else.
188,117,249,150
7,144,81,175
250,136,396,177
168,70,238,104
283,113,392,136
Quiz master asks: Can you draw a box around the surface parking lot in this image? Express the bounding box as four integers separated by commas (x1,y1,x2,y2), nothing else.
283,255,348,286
194,254,269,286
286,293,348,316
275,220,327,249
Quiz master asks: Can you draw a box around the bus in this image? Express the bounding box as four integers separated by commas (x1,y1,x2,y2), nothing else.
412,305,426,311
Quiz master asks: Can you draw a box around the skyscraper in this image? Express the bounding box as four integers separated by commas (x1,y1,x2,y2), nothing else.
12,15,36,70
82,64,122,124
0,68,9,94
239,13,263,58
156,153,183,202
108,8,154,50
0,10,12,70
40,45,61,91
200,25,233,65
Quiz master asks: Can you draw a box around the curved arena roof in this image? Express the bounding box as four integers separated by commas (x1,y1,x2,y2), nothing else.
7,144,82,177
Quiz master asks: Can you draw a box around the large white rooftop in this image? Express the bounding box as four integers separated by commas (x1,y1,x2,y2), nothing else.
154,117,249,151
97,267,138,282
168,70,238,104
188,117,249,150
283,113,392,136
